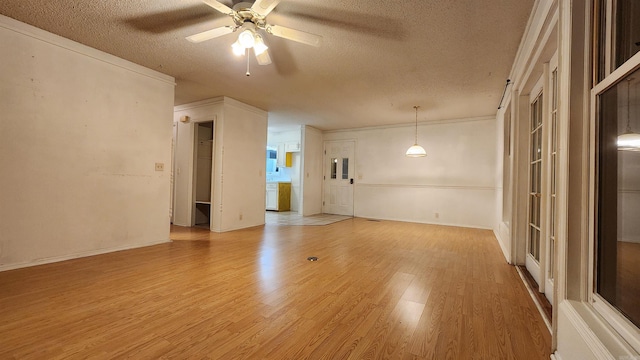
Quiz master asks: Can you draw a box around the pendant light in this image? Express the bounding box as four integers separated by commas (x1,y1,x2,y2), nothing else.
406,105,427,157
617,77,640,151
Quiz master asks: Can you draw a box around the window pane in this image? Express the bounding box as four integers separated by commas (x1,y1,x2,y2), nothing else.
596,69,640,328
342,158,349,180
614,0,640,69
551,196,556,237
531,100,538,131
536,128,543,160
549,237,555,279
594,0,607,83
529,227,540,261
551,154,556,194
553,69,558,111
331,158,337,179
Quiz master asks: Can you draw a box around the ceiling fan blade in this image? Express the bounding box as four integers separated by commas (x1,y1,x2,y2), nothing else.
267,25,322,47
186,26,234,43
124,5,217,34
256,49,272,65
251,0,281,17
202,0,234,15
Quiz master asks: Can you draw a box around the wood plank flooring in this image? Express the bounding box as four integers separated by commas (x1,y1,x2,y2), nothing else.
0,219,551,359
618,241,640,327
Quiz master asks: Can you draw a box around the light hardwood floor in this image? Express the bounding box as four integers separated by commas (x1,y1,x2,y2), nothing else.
0,219,551,359
618,241,640,327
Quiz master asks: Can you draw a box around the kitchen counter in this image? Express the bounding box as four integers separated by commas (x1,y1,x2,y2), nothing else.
266,182,291,211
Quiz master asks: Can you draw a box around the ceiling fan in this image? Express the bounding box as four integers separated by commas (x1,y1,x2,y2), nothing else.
186,0,323,68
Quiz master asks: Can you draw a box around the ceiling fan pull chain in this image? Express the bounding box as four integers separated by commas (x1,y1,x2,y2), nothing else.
246,48,251,76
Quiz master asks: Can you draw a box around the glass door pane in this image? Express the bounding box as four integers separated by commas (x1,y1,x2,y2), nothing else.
549,68,558,280
529,94,543,262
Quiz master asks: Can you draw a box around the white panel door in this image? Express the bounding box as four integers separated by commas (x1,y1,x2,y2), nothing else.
323,140,355,216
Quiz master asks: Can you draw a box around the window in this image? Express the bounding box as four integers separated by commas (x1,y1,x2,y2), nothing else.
591,0,640,351
593,0,640,83
331,158,337,179
595,69,640,329
342,158,349,180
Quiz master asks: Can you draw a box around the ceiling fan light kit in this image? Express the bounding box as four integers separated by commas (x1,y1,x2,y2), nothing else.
231,40,244,56
253,35,268,55
238,23,257,48
187,0,322,74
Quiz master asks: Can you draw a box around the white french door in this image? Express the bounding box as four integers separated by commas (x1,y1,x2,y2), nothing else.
323,140,355,216
525,54,558,306
543,55,558,304
526,85,544,287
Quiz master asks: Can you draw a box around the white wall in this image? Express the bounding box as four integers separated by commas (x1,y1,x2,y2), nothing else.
173,97,267,232
301,126,323,216
0,15,175,270
323,118,497,229
218,100,268,231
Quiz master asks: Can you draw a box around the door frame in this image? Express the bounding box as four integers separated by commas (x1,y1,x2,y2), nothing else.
513,51,560,307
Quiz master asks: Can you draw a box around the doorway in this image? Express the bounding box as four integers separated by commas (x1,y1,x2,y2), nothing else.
323,140,355,216
193,121,213,228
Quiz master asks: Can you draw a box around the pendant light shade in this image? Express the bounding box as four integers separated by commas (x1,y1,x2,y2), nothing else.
406,144,427,157
618,78,640,151
406,106,427,157
617,132,640,150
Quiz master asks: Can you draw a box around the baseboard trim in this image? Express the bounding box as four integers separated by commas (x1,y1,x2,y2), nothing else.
493,227,511,263
352,215,492,231
0,239,171,272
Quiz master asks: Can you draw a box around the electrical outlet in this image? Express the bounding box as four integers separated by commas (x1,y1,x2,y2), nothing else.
435,212,440,219
239,212,243,221
155,163,164,171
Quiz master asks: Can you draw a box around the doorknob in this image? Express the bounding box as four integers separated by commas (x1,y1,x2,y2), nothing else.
350,178,354,184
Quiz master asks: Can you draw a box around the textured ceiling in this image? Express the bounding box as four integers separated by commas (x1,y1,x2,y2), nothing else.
0,0,534,131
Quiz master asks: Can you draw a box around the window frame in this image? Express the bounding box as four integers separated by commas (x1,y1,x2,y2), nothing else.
589,50,640,353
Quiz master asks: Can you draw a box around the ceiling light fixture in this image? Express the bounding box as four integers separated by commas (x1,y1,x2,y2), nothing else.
253,35,268,55
617,77,640,151
406,106,427,157
231,40,244,56
230,23,271,76
237,23,256,48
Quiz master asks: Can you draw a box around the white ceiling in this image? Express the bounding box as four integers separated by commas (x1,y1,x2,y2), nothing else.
0,0,533,131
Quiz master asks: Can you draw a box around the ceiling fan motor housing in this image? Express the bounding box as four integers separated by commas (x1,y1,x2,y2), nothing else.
232,1,267,29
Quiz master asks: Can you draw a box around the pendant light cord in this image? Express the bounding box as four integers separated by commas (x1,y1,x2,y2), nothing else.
413,105,419,144
626,78,633,132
